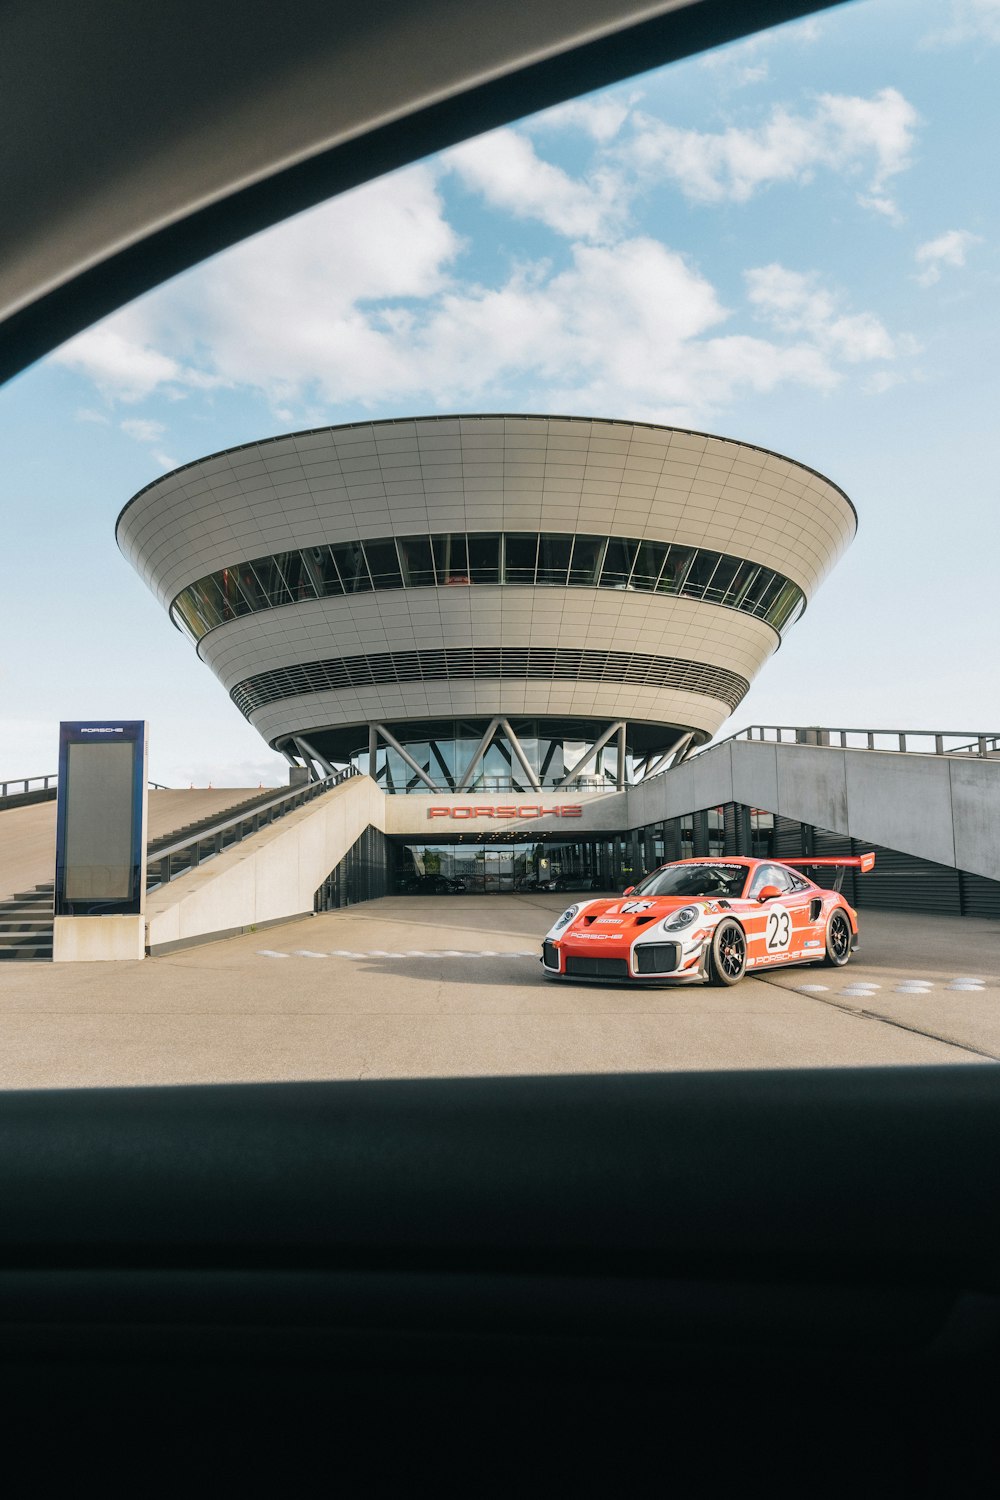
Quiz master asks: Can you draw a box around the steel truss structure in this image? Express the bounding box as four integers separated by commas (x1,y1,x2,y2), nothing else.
282,721,696,792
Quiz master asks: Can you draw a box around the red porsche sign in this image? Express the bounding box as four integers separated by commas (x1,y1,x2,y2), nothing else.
427,805,583,820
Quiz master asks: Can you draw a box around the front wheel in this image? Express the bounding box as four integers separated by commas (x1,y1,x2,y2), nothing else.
822,909,853,967
708,920,747,987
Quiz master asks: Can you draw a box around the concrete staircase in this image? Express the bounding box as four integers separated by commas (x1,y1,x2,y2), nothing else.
0,786,288,963
0,882,55,961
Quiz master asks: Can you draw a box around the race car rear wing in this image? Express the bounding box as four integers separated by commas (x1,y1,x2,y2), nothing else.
781,852,876,892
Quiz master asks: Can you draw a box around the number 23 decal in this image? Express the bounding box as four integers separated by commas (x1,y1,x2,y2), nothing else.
765,905,791,952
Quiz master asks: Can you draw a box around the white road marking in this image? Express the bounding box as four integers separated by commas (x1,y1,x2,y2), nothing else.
259,948,555,962
895,981,934,993
842,984,880,997
948,980,986,991
952,977,986,985
796,984,829,992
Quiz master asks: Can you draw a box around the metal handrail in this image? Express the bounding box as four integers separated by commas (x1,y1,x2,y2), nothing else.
1,774,172,799
710,726,1000,757
0,774,57,799
147,766,358,890
637,723,1000,785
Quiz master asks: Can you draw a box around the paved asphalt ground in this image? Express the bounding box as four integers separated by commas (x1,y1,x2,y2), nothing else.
0,895,998,1089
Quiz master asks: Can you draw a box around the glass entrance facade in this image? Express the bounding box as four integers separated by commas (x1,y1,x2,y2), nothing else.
392,838,643,894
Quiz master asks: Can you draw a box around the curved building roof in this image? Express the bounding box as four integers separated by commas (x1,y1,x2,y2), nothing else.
118,414,855,785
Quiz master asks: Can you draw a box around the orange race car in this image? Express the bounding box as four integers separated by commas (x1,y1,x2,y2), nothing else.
540,854,875,987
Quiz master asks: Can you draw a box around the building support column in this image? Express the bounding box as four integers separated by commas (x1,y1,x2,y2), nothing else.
372,723,443,792
456,718,502,792
556,720,624,788
295,736,335,778
617,722,627,792
291,737,323,782
497,718,541,792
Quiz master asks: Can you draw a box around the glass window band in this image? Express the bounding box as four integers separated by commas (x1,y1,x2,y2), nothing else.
170,531,805,642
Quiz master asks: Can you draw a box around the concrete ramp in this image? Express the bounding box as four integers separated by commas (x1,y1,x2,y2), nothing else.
145,774,385,954
0,788,270,904
629,739,1000,884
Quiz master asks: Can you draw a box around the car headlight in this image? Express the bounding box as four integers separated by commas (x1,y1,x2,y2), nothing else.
553,905,579,931
662,905,699,932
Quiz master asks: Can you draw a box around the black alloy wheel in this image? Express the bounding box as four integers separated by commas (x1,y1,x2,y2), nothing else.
823,909,853,967
709,920,747,987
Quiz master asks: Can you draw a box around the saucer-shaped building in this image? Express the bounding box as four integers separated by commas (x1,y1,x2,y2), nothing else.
116,415,855,793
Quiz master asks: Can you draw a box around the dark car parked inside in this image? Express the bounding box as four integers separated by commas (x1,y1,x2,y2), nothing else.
400,873,466,895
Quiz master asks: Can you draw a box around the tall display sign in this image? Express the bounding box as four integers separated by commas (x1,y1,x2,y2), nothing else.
53,721,148,961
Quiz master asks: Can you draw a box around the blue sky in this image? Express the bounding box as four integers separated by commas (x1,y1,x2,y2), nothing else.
2,0,999,786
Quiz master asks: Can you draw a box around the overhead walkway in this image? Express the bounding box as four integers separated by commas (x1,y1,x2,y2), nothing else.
629,725,1000,886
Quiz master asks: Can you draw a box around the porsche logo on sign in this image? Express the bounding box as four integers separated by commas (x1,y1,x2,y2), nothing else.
427,805,583,820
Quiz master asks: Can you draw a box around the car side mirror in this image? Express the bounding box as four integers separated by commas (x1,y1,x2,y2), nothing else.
622,886,635,896
757,884,781,902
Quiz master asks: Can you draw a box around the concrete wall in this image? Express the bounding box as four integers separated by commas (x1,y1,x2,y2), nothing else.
144,775,386,953
91,742,1000,956
385,787,628,838
625,740,1000,884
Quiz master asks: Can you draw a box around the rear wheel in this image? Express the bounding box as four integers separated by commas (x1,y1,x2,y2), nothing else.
823,909,853,967
708,920,747,987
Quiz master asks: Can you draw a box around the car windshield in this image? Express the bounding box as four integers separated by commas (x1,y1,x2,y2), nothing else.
631,864,748,899
2,0,1000,1092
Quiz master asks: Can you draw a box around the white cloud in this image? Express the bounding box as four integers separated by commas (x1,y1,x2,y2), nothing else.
45,140,910,426
699,36,770,88
53,165,460,407
914,228,983,286
626,88,918,215
444,128,625,240
56,312,187,401
857,193,903,224
923,0,1000,47
75,407,110,425
746,264,906,364
531,96,635,142
120,417,166,443
63,229,899,426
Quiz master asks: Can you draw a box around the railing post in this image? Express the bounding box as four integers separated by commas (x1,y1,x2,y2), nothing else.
935,735,944,755
898,733,906,752
979,737,988,757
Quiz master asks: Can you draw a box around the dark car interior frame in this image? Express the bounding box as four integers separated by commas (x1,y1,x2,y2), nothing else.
2,1,998,1475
